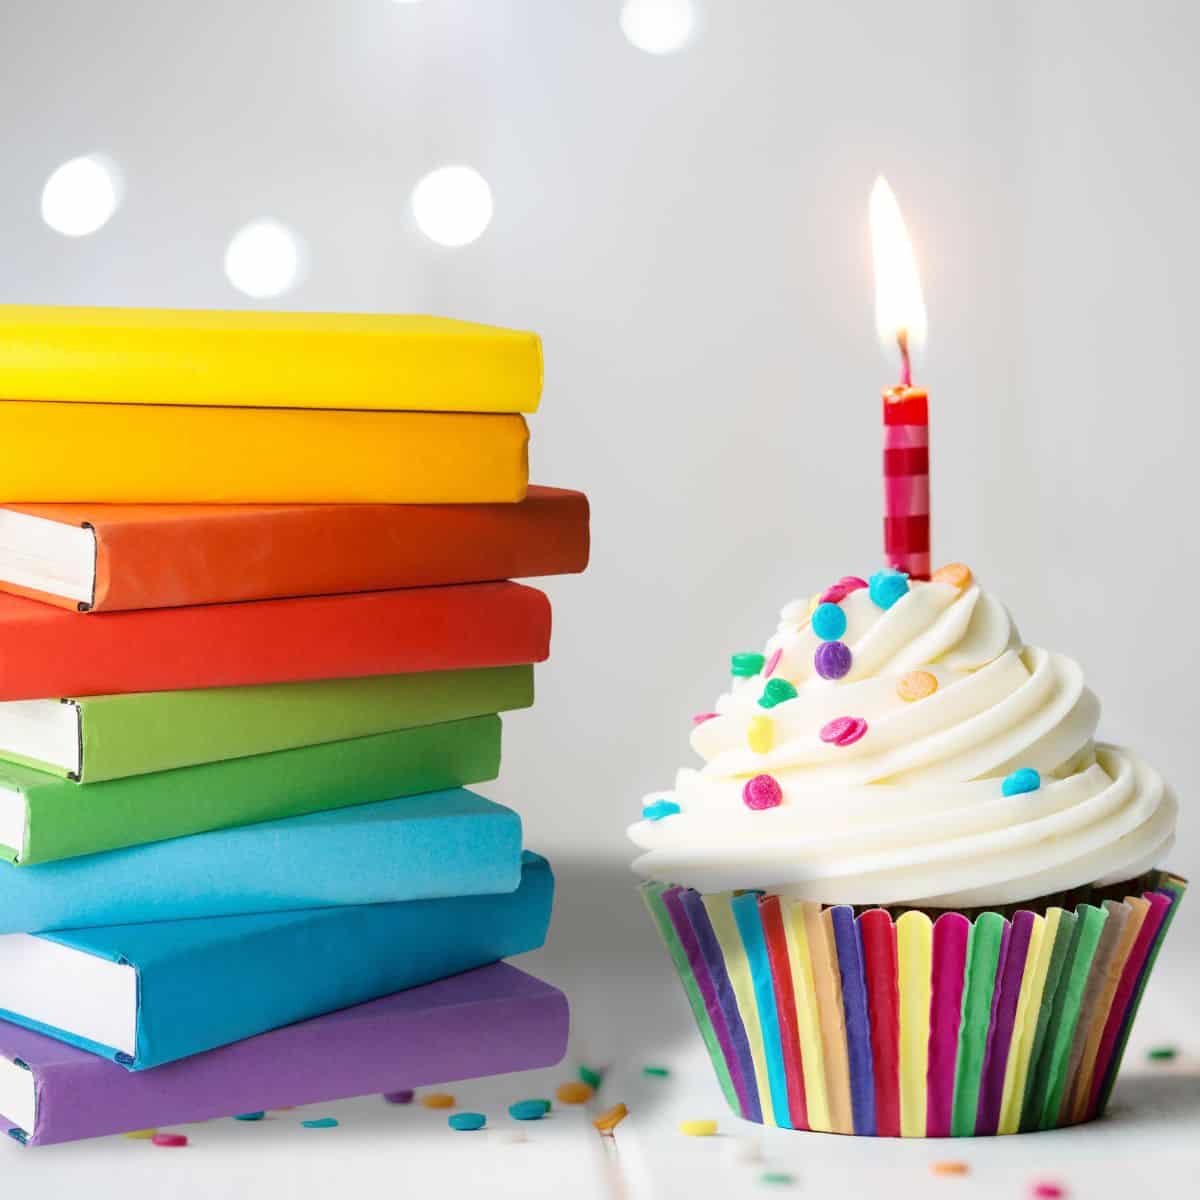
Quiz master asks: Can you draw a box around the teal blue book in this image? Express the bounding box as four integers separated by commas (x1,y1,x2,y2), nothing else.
0,853,553,1070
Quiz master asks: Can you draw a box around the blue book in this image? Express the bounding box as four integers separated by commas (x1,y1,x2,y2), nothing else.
0,851,553,1070
0,788,522,934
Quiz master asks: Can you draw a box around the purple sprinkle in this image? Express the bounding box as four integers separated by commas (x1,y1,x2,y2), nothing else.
383,1090,415,1105
742,774,783,811
814,640,852,680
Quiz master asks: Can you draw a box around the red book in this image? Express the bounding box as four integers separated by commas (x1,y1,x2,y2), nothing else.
0,486,589,613
0,583,551,700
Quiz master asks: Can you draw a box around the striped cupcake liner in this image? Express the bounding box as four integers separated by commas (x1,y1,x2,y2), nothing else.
642,871,1186,1136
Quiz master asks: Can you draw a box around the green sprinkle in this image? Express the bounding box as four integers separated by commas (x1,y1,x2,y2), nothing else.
760,1172,795,1187
579,1066,603,1090
508,1099,550,1121
301,1118,338,1129
731,652,765,677
758,678,798,709
642,1066,670,1078
1148,1045,1179,1061
233,1112,265,1121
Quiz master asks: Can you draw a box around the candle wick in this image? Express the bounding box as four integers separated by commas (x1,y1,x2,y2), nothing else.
897,328,912,388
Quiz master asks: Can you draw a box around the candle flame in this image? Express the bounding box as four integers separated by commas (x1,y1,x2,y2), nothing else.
870,176,927,369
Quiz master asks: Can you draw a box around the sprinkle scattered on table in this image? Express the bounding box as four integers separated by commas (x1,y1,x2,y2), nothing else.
301,1118,339,1129
930,1161,969,1176
1147,1045,1178,1061
592,1103,628,1133
555,1081,593,1105
421,1092,457,1109
679,1119,718,1137
151,1132,188,1147
760,1172,795,1187
642,1065,670,1077
1031,1183,1066,1198
579,1064,604,1090
508,1099,551,1121
383,1089,415,1104
448,1112,487,1132
233,1111,265,1121
123,1129,157,1139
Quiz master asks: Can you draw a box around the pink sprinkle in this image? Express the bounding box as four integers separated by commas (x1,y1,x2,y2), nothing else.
1031,1184,1066,1199
742,774,783,810
151,1133,188,1148
763,649,783,678
692,712,720,727
839,576,869,591
820,576,869,605
819,716,868,746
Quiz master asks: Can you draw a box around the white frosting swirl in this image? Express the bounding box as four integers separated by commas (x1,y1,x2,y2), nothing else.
629,577,1177,906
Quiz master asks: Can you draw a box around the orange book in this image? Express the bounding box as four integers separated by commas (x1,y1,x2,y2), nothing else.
0,487,589,613
0,583,551,701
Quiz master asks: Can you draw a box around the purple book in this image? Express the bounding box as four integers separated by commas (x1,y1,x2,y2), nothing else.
0,963,568,1147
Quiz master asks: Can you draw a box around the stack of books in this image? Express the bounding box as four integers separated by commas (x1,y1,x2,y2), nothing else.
0,306,589,1147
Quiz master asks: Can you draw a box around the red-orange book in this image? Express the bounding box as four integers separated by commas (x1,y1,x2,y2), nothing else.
0,486,589,613
0,583,551,701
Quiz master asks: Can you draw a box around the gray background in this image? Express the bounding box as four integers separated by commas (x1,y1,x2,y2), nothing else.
0,0,1195,964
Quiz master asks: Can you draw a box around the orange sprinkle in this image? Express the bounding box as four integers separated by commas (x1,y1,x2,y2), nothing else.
592,1102,629,1133
555,1081,594,1105
931,1161,970,1176
420,1093,457,1109
931,563,972,590
897,670,938,702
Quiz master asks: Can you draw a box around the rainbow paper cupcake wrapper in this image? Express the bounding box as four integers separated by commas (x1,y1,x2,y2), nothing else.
642,871,1186,1136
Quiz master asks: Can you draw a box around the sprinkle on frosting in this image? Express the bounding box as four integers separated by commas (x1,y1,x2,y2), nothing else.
813,640,852,679
869,567,910,609
759,678,798,708
932,562,973,590
747,715,774,753
811,602,848,642
819,716,868,747
820,576,869,605
897,669,938,702
742,774,783,810
1002,768,1041,797
762,648,783,678
643,799,681,820
731,652,765,678
692,712,719,726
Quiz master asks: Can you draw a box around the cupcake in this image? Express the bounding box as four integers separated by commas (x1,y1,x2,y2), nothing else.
629,566,1184,1136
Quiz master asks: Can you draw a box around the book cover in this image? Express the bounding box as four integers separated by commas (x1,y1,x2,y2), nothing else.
0,306,542,413
0,665,533,781
0,486,590,612
0,402,528,504
0,715,502,865
0,582,551,701
0,852,554,1071
0,789,523,932
0,962,568,1147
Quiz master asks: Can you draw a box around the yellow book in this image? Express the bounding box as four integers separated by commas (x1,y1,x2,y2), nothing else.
0,306,542,413
0,401,528,504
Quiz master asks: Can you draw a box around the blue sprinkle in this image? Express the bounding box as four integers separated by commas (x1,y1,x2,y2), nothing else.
1002,768,1041,797
869,569,910,610
508,1099,551,1121
642,799,681,821
449,1112,487,1131
301,1118,339,1128
811,602,848,642
233,1112,265,1121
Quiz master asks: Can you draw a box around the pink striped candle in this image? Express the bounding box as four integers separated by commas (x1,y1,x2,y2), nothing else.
883,386,930,579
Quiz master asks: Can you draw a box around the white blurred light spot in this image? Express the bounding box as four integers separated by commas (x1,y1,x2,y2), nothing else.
224,220,305,299
620,0,697,54
40,155,122,237
411,166,493,248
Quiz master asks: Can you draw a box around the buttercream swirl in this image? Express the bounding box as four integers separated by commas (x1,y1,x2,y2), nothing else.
628,577,1177,906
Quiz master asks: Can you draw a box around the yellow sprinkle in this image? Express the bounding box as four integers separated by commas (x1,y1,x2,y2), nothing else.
930,1160,970,1176
592,1103,629,1132
931,563,972,590
679,1119,718,1137
806,594,821,617
897,670,938,702
747,715,774,754
420,1092,457,1109
555,1081,594,1105
123,1129,158,1139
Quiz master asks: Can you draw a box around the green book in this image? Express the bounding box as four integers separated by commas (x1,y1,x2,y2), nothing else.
0,665,531,782
0,715,501,866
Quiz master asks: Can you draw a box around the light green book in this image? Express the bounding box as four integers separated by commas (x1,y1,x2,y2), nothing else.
0,665,532,783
